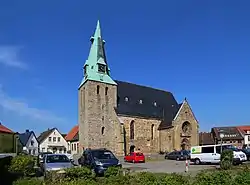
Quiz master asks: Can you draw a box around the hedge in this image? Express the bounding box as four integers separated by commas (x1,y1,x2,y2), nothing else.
13,165,250,185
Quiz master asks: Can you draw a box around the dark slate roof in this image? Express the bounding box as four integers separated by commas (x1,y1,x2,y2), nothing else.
211,127,244,140
19,130,37,146
115,80,181,129
37,128,56,143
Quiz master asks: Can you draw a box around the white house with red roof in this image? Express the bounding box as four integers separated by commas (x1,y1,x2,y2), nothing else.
65,125,79,154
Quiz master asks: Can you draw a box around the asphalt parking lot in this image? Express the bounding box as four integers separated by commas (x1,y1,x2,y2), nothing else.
121,159,218,174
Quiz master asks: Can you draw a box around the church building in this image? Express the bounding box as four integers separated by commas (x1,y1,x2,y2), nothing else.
78,20,199,156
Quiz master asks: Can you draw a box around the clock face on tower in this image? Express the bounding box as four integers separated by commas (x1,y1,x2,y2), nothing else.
98,64,106,73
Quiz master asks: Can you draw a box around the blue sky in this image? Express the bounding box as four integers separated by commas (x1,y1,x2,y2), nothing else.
0,0,250,135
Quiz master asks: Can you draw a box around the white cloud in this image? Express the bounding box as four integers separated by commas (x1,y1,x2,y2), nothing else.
0,85,66,124
0,46,28,69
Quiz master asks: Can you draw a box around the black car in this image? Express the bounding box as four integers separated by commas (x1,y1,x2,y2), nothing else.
78,148,122,175
165,150,190,161
241,148,250,161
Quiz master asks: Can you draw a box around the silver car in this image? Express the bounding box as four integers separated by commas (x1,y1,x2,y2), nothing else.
40,153,73,174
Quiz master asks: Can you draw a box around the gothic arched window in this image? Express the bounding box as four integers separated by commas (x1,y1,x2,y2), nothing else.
151,124,155,140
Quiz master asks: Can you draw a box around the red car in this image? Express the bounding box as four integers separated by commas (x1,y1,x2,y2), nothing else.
124,152,145,163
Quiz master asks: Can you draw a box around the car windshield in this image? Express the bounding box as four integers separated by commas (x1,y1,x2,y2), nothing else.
46,155,70,163
136,153,143,156
92,150,116,160
223,145,239,151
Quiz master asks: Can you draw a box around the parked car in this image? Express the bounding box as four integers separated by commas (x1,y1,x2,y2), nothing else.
165,150,190,160
190,144,247,165
78,148,121,176
241,148,250,161
124,152,145,163
40,154,74,176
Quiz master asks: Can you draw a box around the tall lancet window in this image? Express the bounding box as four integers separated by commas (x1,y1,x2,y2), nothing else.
130,120,135,140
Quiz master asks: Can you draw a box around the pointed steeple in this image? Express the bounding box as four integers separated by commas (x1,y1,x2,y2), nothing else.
79,20,116,88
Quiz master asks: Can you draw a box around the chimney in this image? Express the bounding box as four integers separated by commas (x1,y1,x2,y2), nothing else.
26,129,29,133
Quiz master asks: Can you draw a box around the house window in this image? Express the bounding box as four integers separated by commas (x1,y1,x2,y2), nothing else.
151,124,155,140
77,143,79,153
97,85,100,94
74,143,76,151
29,149,31,154
31,140,34,146
248,136,250,141
32,149,36,155
58,137,60,142
48,137,52,142
130,120,135,140
59,148,62,153
71,144,74,151
53,137,56,142
105,87,108,95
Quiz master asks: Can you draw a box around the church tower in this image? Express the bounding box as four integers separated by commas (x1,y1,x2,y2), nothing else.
78,21,124,155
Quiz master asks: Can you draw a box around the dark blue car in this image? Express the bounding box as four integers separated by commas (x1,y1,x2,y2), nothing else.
78,148,122,175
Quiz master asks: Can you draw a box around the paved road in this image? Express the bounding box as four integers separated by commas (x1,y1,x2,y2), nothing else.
121,160,218,174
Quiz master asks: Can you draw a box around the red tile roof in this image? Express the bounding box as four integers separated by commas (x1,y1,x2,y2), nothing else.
0,123,14,134
237,126,250,134
65,125,79,141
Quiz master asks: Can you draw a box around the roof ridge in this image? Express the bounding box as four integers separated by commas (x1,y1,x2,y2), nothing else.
115,80,173,94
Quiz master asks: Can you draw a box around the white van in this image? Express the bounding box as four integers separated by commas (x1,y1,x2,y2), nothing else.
190,144,247,165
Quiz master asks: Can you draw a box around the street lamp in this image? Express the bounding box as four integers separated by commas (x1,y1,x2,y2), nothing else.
220,133,225,153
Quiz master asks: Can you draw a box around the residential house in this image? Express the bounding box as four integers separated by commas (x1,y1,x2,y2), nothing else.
211,127,244,148
0,122,22,153
65,125,79,154
199,132,215,145
237,126,250,147
19,129,39,156
38,128,68,153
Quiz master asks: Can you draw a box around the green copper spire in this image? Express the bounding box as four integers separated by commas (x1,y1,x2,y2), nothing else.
79,20,116,88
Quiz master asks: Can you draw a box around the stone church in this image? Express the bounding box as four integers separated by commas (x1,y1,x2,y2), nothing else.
78,20,199,156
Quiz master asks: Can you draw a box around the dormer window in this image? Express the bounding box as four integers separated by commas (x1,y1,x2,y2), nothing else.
154,102,157,107
139,99,143,104
125,97,129,102
98,64,106,73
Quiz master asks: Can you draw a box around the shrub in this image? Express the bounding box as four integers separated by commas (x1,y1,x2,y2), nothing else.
194,170,233,185
13,178,43,185
45,170,66,183
9,155,35,176
220,149,233,170
64,167,94,180
134,172,163,185
163,173,190,185
104,166,122,178
234,171,250,185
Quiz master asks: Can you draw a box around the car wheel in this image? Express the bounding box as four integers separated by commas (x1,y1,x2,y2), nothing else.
195,158,201,165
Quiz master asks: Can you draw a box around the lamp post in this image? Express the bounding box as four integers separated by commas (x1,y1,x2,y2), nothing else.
220,133,225,153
